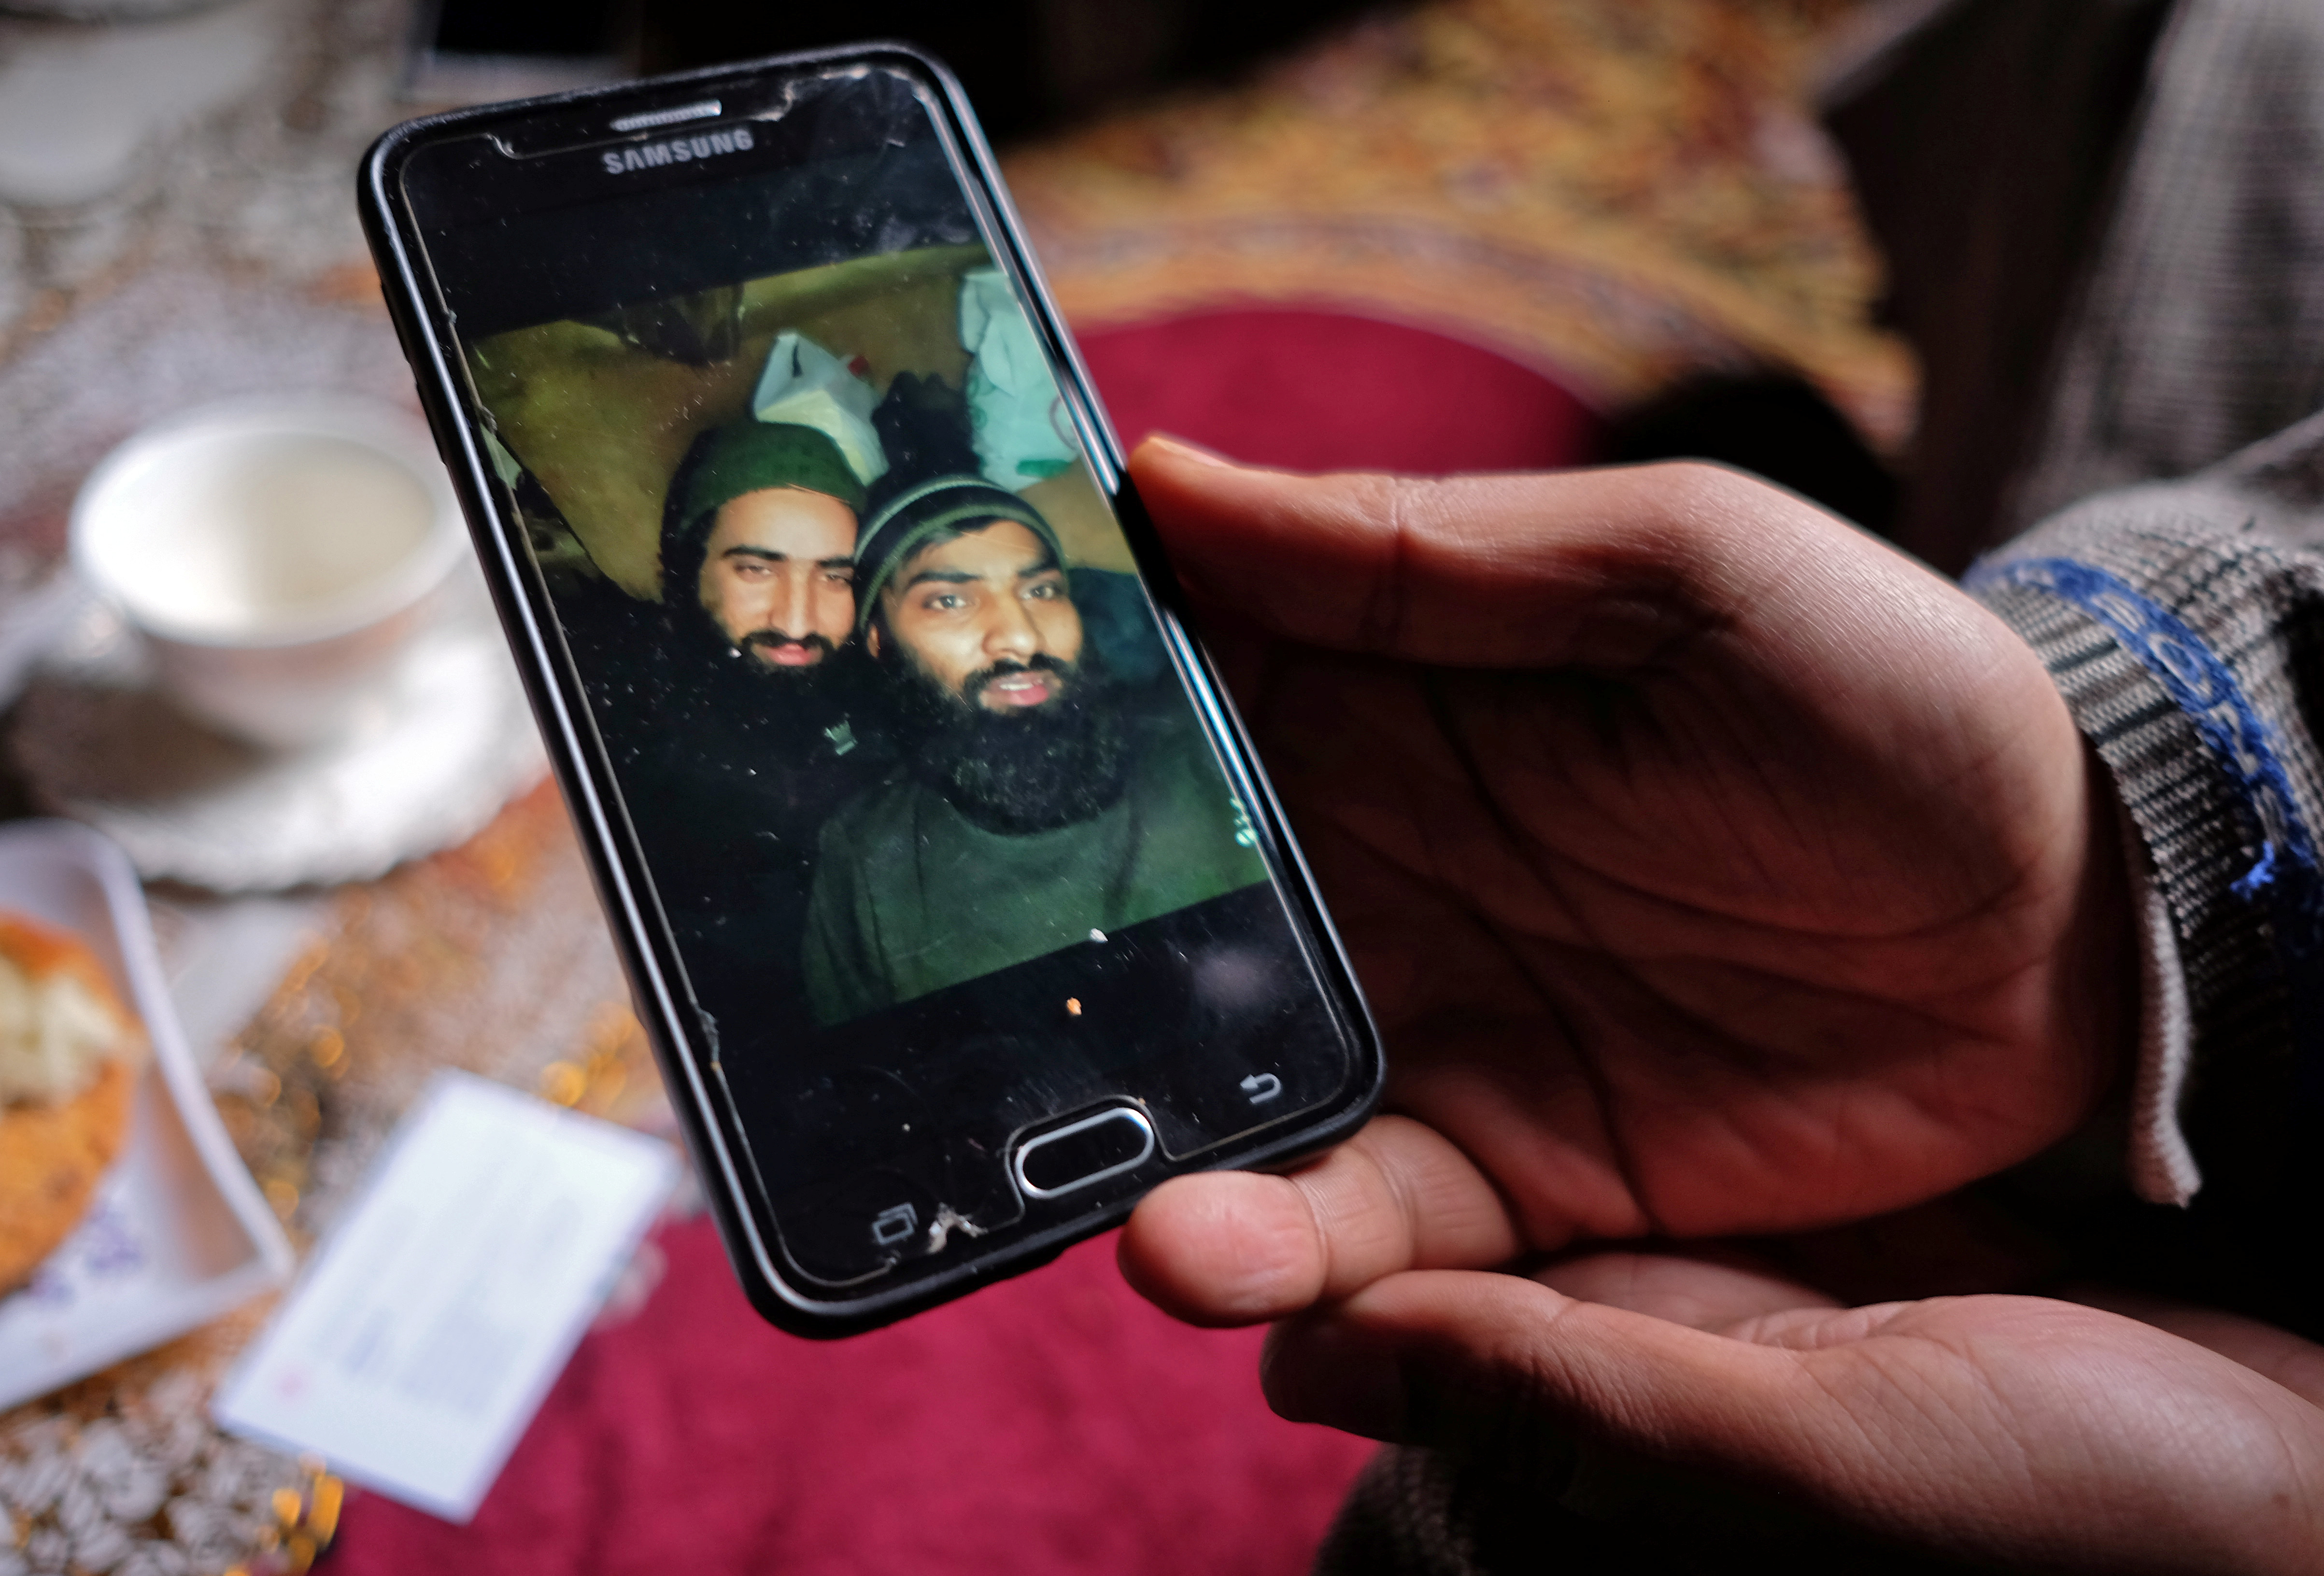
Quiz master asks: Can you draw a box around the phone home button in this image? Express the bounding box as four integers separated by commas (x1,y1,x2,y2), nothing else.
1013,1106,1157,1200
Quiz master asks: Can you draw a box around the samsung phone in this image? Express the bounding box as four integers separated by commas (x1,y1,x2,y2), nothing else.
358,46,1381,1336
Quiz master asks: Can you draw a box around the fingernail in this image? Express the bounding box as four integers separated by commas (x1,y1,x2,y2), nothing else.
1263,1319,1408,1439
1139,433,1233,467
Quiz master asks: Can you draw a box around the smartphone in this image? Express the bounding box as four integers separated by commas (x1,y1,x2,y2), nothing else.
358,46,1381,1336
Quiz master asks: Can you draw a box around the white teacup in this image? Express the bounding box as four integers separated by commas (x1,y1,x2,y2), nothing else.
70,398,467,750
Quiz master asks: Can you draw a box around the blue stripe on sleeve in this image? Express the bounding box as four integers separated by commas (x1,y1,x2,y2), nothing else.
1970,555,2324,1094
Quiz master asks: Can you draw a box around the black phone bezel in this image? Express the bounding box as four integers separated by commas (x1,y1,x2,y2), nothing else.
357,43,1384,1337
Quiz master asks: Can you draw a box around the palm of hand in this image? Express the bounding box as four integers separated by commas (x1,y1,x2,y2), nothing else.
1189,466,2120,1245
1269,1252,2324,1572
1687,1292,2318,1568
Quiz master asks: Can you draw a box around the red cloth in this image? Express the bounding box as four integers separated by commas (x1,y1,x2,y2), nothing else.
336,1219,1372,1576
334,312,1596,1576
1079,308,1604,474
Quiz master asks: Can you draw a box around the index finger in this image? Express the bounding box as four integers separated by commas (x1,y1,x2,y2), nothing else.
1127,436,1814,669
1117,1114,1525,1326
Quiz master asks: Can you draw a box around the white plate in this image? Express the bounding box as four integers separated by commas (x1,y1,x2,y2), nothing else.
0,818,293,1409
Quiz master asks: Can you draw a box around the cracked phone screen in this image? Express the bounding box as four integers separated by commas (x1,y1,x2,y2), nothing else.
401,63,1356,1290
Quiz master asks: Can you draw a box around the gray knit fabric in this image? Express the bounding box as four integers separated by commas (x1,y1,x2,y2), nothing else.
1312,1449,1479,1576
1827,0,2324,570
2011,0,2324,530
1823,0,2174,574
1974,414,2324,1213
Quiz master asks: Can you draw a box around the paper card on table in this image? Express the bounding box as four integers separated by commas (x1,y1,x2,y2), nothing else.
213,1071,679,1521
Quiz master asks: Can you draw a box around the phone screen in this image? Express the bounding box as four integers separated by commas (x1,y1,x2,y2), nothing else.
394,62,1360,1288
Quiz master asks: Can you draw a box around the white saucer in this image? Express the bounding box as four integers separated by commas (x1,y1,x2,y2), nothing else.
8,575,548,891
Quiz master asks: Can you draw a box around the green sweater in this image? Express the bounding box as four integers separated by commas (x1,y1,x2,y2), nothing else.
801,707,1269,1025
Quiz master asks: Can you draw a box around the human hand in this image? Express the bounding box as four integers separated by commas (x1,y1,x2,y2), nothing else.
1253,1249,2324,1573
1120,439,2132,1308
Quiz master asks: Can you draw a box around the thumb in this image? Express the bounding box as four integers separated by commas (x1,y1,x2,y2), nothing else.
1126,435,1824,669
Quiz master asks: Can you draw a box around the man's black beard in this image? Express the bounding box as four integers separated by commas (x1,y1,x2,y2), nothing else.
671,609,853,747
889,648,1131,834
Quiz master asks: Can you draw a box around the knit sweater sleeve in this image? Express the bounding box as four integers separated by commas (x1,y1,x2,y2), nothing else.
1969,410,2324,1208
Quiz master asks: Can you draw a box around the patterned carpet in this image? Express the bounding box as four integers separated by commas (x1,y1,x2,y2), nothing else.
1007,0,1913,447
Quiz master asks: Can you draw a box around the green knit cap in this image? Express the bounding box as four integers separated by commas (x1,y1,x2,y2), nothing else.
673,421,867,535
851,476,1066,635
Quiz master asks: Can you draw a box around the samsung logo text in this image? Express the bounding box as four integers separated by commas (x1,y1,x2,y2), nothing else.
602,127,753,174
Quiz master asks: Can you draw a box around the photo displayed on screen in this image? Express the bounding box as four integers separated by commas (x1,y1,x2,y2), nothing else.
465,241,1270,1039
